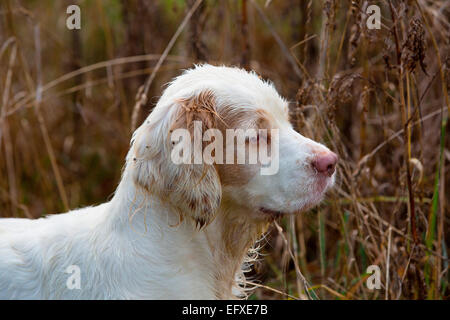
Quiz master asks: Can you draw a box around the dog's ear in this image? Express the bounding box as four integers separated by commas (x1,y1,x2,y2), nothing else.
131,90,222,229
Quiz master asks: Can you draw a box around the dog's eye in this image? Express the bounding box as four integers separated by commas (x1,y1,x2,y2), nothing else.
245,132,272,144
245,135,259,144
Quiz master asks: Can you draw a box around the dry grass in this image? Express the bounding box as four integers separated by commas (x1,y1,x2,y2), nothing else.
0,0,448,299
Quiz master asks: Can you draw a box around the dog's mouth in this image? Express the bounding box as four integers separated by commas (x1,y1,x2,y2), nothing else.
258,197,324,220
258,175,335,220
259,204,312,219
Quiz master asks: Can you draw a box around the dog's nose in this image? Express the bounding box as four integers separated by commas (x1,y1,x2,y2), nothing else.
312,152,338,177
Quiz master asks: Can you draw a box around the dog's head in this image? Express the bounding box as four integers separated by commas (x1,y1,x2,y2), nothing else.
130,65,337,227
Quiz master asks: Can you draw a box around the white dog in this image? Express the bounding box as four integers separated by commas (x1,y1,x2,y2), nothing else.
0,65,337,299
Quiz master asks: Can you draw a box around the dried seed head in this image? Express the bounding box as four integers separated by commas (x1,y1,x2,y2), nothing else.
296,80,316,107
328,73,358,106
348,1,362,67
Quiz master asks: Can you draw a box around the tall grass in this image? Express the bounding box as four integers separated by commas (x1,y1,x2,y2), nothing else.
0,0,448,299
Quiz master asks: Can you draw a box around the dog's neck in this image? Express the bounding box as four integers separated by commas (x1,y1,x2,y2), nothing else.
107,171,269,299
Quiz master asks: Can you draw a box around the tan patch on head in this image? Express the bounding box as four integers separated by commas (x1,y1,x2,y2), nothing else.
216,164,255,186
254,108,275,129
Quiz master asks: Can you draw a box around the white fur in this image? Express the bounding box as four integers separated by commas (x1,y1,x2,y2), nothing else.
0,65,335,299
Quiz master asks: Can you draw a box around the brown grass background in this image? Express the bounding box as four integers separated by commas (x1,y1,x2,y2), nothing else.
0,0,449,299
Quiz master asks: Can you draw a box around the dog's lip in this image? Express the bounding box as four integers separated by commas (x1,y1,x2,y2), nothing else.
259,207,287,218
259,178,333,219
259,199,320,218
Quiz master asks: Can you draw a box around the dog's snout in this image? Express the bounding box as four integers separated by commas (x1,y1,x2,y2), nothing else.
312,152,338,177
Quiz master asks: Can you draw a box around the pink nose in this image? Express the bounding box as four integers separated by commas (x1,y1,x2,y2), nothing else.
312,152,338,177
